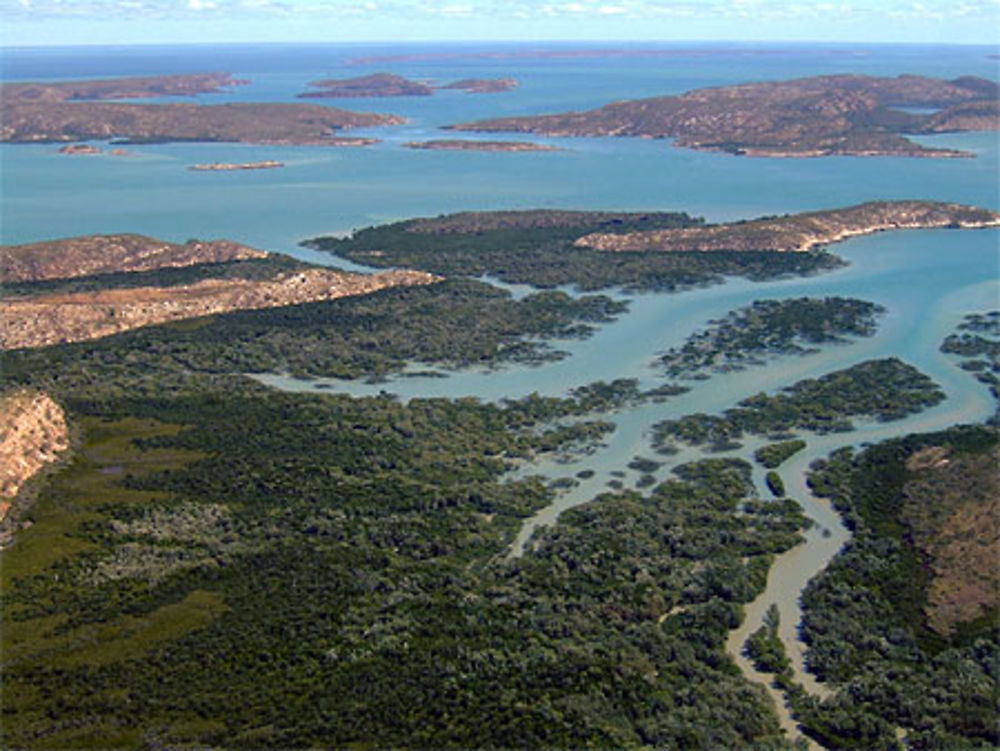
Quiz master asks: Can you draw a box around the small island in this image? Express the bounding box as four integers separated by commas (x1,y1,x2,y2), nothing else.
403,139,558,152
298,73,433,98
57,143,101,155
451,73,1000,158
297,73,519,98
189,160,284,172
439,78,518,94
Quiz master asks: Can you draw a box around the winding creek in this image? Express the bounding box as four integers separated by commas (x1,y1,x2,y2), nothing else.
258,226,998,744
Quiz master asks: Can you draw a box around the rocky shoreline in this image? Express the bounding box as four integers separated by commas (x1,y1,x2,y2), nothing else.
189,160,284,171
403,139,558,152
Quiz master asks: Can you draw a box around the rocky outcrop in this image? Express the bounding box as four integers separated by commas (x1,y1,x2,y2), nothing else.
1,268,439,350
58,143,101,155
0,102,404,145
1,234,267,284
0,390,69,513
1,72,246,103
574,201,1000,253
452,74,1000,158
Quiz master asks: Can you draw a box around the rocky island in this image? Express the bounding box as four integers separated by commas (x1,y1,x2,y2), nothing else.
299,73,434,98
439,78,518,93
57,143,102,155
573,200,1000,252
403,139,558,152
1,234,438,350
451,73,1000,158
189,160,284,171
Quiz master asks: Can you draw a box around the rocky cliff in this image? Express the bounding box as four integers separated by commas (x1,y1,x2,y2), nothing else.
574,201,1000,253
0,390,69,517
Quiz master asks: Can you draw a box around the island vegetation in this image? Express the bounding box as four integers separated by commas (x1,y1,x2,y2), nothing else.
754,440,807,469
0,72,246,102
297,73,518,98
657,297,884,379
940,310,1000,406
652,358,945,451
451,73,1000,158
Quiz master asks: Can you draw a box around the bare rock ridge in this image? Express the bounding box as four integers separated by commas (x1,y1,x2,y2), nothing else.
0,234,440,350
1,234,267,284
451,73,1000,158
574,201,1000,252
0,390,69,519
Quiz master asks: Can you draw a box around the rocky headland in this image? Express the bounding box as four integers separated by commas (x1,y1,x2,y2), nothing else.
574,201,1000,252
1,234,267,284
403,139,558,152
0,390,69,520
451,74,1000,158
1,72,246,103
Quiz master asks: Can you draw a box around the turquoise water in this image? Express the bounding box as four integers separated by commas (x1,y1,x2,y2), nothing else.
2,43,998,733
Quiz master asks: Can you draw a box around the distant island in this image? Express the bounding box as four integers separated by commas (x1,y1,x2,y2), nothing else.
190,160,284,172
439,78,518,94
57,143,101,155
403,139,557,152
297,72,518,98
450,74,1000,158
0,73,404,146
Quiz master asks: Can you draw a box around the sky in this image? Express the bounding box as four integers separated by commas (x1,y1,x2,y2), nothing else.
1,0,999,47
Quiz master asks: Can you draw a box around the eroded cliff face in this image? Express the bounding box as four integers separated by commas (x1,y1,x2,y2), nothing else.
0,390,69,519
574,201,1000,253
1,235,267,284
1,268,439,350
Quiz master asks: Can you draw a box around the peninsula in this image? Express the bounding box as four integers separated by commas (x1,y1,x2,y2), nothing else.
0,101,403,146
451,74,1000,158
575,200,1000,252
403,139,558,152
1,234,438,349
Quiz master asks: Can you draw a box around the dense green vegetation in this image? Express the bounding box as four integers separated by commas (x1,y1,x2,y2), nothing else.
744,604,793,681
2,279,627,384
764,471,785,498
2,372,810,749
653,358,945,451
304,212,844,292
658,298,883,378
791,424,999,750
1,255,311,298
754,440,807,469
941,309,1000,407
